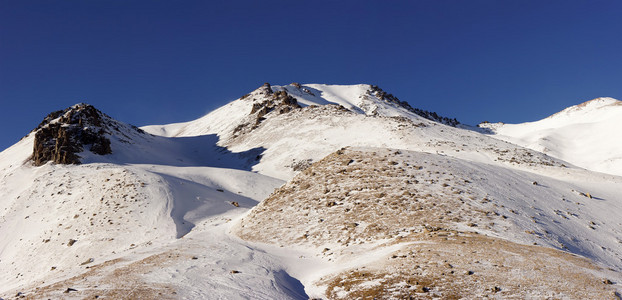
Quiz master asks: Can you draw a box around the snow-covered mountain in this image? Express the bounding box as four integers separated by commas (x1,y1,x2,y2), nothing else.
143,83,563,180
1,84,621,299
479,97,622,176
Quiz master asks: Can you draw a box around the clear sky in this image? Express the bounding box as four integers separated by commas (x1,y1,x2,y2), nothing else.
1,0,621,151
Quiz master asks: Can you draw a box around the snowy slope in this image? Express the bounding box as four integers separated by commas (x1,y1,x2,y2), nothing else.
143,83,566,180
480,97,622,176
142,83,458,140
1,86,621,298
0,105,288,297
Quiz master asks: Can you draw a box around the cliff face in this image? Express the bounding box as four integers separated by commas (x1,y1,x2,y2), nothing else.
32,104,112,166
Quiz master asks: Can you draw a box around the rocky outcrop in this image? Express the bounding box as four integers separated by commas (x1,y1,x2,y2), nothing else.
257,82,273,95
233,85,301,137
32,104,113,166
368,85,460,127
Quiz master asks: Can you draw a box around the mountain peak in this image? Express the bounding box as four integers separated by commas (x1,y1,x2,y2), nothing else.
550,97,621,118
481,96,622,176
271,83,460,126
30,103,145,166
576,97,619,107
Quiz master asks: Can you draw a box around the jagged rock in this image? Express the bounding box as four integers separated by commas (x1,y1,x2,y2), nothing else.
233,87,301,137
31,104,113,166
258,82,273,95
368,85,460,127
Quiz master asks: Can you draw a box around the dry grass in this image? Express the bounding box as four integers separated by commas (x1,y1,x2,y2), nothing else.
235,148,496,249
321,232,618,299
234,147,619,298
19,252,182,299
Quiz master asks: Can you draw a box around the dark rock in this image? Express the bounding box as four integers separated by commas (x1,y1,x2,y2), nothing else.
255,105,272,119
32,104,113,166
369,85,460,127
415,286,429,293
258,82,273,95
235,87,301,137
64,288,78,293
250,102,264,114
67,239,77,246
302,88,315,96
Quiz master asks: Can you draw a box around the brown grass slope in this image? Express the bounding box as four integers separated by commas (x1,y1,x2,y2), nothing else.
233,147,619,299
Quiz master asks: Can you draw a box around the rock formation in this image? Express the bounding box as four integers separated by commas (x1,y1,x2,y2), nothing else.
32,104,112,166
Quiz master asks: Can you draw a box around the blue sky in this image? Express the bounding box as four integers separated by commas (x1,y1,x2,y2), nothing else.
1,0,621,151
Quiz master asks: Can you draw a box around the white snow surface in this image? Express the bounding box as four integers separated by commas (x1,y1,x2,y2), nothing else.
142,83,436,140
480,97,622,176
1,86,621,298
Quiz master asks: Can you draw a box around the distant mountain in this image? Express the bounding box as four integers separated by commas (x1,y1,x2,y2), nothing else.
1,84,621,298
479,97,622,176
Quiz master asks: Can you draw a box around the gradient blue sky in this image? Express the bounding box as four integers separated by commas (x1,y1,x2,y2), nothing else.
1,0,621,151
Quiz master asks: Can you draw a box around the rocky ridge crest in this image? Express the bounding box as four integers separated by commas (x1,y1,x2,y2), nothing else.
232,83,301,137
367,85,459,127
31,103,143,166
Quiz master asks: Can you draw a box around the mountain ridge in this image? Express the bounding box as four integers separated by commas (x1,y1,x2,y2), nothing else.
142,82,460,139
479,96,622,176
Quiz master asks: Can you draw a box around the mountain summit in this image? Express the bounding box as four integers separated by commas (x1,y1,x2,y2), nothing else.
143,83,459,139
551,97,621,118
